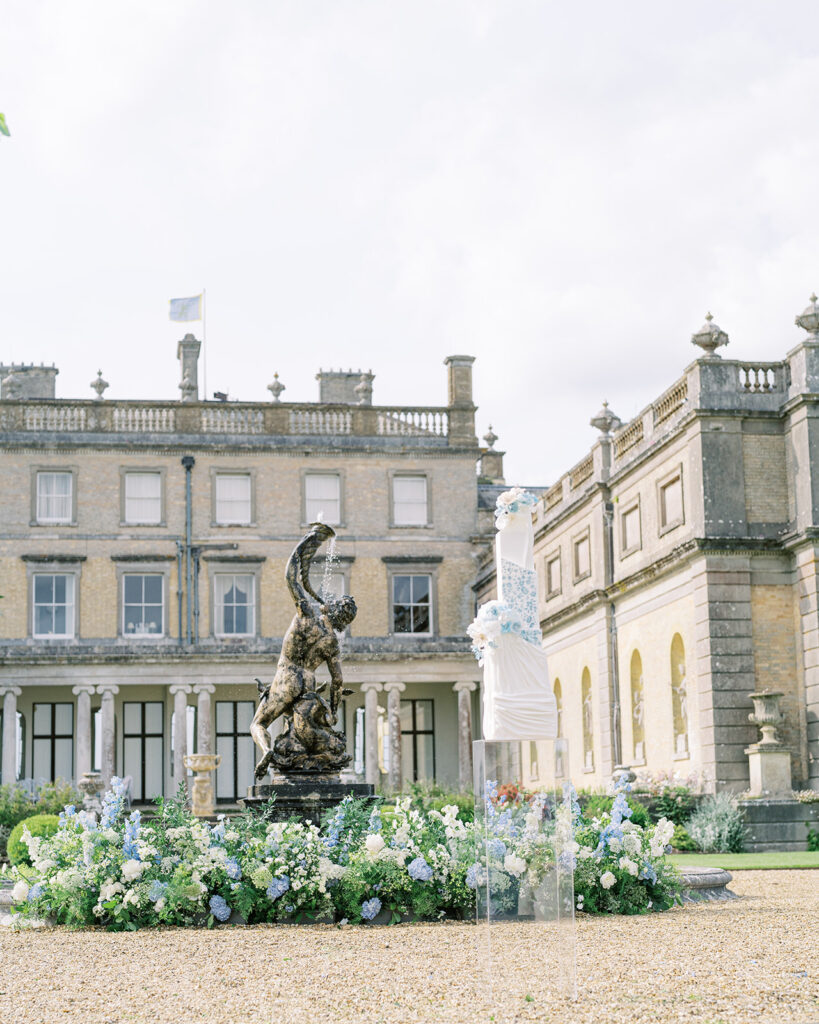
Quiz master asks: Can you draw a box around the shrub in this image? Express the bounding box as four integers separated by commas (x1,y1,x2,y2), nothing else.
0,824,11,859
404,780,474,823
687,793,746,853
0,784,35,832
8,814,60,866
671,823,698,851
807,825,819,852
651,787,698,825
581,793,651,829
0,780,81,834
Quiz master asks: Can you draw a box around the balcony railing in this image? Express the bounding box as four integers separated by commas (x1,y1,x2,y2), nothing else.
0,399,456,442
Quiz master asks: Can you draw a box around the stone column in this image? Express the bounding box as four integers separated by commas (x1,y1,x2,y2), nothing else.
361,683,383,786
169,684,192,789
72,685,95,780
384,683,405,791
194,683,215,756
454,682,478,792
1,687,22,785
96,684,119,788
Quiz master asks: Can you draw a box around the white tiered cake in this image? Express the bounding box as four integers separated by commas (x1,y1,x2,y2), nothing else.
468,488,557,740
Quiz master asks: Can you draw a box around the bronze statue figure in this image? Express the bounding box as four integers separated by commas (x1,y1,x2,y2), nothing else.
250,523,357,779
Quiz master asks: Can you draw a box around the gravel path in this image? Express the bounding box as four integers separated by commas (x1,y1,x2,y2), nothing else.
0,870,815,1024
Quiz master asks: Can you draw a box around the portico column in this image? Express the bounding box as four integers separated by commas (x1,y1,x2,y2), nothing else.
169,684,192,791
194,683,215,756
361,683,383,786
72,685,95,780
383,683,405,791
454,682,478,792
1,687,22,785
96,684,119,788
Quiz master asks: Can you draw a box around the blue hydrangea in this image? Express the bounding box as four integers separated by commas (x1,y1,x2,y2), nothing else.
284,904,295,914
487,838,507,859
407,856,433,882
27,883,45,902
360,897,382,921
266,875,290,901
465,863,484,890
225,857,242,880
147,880,168,903
209,895,231,922
639,862,658,885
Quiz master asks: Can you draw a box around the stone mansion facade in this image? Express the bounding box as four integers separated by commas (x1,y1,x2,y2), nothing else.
477,298,819,794
0,341,495,803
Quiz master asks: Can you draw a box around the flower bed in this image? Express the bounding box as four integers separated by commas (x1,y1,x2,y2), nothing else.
3,777,681,929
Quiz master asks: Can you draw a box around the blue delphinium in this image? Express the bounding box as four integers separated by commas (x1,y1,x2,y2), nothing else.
147,880,168,903
123,810,141,860
209,895,231,922
610,792,633,827
563,781,582,824
407,856,433,882
360,897,382,921
225,857,242,880
368,805,382,833
27,883,45,902
465,863,484,890
58,805,77,828
100,777,128,828
266,875,290,901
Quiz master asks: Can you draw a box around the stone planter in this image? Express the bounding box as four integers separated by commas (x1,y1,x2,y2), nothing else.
183,753,222,817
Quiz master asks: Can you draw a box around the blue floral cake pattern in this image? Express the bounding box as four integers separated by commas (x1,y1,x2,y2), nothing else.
500,558,540,646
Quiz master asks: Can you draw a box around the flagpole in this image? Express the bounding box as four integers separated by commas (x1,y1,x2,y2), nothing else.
202,288,207,401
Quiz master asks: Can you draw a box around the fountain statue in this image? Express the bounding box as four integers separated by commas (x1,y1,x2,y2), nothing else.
242,522,374,821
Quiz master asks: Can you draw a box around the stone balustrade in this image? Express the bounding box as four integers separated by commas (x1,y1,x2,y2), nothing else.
0,399,457,442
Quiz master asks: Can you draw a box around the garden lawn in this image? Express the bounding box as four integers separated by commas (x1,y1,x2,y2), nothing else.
0,870,816,1024
670,851,819,870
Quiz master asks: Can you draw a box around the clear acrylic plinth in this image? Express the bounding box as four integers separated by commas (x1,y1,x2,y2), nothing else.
473,738,577,1011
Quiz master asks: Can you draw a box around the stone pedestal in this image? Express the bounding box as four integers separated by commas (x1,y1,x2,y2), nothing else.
746,747,793,797
184,753,221,816
241,773,375,825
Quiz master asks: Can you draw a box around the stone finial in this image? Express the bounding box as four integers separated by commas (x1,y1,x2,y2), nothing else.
267,372,286,402
691,312,729,358
795,293,819,339
90,369,109,399
354,371,374,406
483,424,498,449
179,369,197,402
590,401,621,435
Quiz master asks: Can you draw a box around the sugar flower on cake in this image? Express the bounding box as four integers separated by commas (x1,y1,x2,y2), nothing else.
467,600,524,664
494,487,537,529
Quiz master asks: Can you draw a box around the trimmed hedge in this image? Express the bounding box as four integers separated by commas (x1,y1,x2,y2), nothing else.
8,814,60,866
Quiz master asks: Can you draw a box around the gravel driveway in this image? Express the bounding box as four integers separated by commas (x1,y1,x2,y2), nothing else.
0,870,815,1023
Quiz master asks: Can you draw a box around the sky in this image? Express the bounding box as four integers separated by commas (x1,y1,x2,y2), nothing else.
2,1,819,484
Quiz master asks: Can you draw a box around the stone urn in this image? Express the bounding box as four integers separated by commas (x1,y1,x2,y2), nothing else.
77,771,105,815
184,753,222,817
748,691,784,747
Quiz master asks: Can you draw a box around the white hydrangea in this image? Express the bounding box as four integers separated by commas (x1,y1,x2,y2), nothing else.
121,859,145,883
607,837,622,854
11,880,29,903
503,854,527,878
99,880,124,902
318,857,346,881
600,871,617,889
619,857,639,877
623,832,642,856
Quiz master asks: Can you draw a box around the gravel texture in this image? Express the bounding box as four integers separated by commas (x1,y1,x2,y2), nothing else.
0,870,815,1024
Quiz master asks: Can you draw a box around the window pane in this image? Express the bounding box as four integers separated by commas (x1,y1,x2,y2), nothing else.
216,701,233,733
144,702,163,734
411,576,430,603
414,699,434,731
144,576,163,604
54,738,73,781
124,576,142,603
393,476,428,525
415,733,434,780
52,575,66,602
305,474,340,524
54,703,72,734
33,738,51,781
215,736,233,798
400,734,414,783
144,737,163,797
34,575,53,602
37,472,72,522
123,704,141,734
34,605,54,635
123,738,143,799
33,704,51,735
236,701,254,732
215,475,251,523
412,604,430,633
125,473,162,523
393,576,411,605
393,606,412,633
236,736,255,793
399,700,413,731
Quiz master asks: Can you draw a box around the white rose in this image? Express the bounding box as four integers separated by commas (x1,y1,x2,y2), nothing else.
365,834,385,857
600,871,617,890
11,881,29,903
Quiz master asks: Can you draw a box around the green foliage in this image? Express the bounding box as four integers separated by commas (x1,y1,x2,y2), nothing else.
687,793,746,853
671,823,698,851
0,779,81,833
806,825,819,852
0,824,11,859
581,793,650,829
403,780,474,823
651,787,698,825
8,814,60,866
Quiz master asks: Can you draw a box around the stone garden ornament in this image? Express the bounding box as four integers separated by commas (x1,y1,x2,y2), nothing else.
250,523,357,779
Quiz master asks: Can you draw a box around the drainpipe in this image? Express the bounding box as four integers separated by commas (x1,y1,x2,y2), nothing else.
181,456,195,644
176,541,184,645
603,500,622,767
193,547,201,643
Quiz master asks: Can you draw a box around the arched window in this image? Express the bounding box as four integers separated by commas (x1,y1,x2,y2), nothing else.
671,634,689,755
553,678,563,738
630,650,645,763
581,668,594,771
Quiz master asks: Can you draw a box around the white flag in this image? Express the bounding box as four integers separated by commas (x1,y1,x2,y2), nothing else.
169,295,202,321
